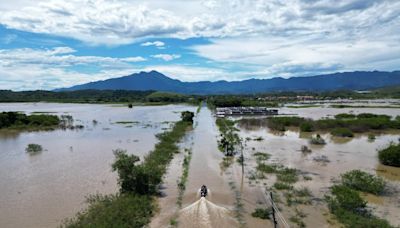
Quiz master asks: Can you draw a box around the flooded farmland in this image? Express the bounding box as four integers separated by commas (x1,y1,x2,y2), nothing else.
1,102,400,227
0,103,195,228
234,105,400,227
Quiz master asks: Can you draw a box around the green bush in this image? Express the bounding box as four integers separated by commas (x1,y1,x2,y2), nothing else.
181,111,194,123
26,143,43,154
331,128,354,137
251,208,271,220
300,122,314,132
327,184,393,228
62,194,154,228
328,185,367,213
378,143,400,167
341,170,385,195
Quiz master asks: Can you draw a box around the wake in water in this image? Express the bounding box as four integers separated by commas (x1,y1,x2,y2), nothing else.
178,196,238,228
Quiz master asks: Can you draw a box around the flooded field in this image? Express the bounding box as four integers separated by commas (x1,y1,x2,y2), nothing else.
1,102,400,227
235,105,400,227
0,103,195,228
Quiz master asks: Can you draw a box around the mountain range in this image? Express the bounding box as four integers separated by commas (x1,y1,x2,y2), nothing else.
56,70,400,94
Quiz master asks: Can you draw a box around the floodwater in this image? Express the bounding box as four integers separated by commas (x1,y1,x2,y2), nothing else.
0,103,195,228
280,103,400,119
235,106,400,227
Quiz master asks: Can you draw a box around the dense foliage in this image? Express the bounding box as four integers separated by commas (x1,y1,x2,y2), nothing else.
0,90,201,104
146,91,188,102
326,170,392,228
0,112,60,129
216,118,241,155
208,95,278,107
266,113,400,134
378,143,400,167
62,194,154,228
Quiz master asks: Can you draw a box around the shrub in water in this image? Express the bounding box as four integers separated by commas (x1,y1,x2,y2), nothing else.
26,144,43,154
341,170,385,195
251,208,271,220
378,143,400,167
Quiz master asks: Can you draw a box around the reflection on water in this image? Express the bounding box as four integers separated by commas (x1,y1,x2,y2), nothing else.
0,103,195,228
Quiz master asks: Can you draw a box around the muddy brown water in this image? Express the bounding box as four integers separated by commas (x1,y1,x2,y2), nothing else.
2,103,400,227
0,103,195,228
235,106,400,227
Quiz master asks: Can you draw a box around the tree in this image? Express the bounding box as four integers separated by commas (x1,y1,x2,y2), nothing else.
112,149,156,195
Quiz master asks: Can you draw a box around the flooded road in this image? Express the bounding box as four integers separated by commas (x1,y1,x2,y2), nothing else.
179,106,239,227
0,103,195,228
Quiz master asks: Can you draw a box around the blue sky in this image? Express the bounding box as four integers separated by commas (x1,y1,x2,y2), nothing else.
0,0,399,90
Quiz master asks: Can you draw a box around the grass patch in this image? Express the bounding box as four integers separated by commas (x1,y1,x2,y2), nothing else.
277,168,298,183
331,128,354,137
251,208,271,220
253,152,271,161
177,148,192,207
274,182,293,190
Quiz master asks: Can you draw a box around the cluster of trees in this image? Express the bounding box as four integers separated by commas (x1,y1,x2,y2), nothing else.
0,90,202,104
0,112,60,129
216,118,241,156
208,95,278,107
63,111,194,227
326,170,392,227
267,113,400,136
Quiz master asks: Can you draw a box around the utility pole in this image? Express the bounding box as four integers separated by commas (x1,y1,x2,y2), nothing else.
270,192,278,228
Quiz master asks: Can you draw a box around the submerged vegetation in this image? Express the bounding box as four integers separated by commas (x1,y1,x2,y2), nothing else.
26,143,43,154
378,143,400,167
266,113,400,135
177,148,192,207
251,208,271,220
63,111,194,227
326,170,392,228
0,111,60,130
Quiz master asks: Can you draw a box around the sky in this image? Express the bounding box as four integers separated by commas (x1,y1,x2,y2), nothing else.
0,0,399,90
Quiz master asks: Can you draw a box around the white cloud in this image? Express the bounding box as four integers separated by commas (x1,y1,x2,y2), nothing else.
141,41,165,47
0,47,147,90
151,54,181,61
0,0,398,45
190,35,400,77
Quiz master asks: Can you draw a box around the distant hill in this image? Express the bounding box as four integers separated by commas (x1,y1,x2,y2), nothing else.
56,70,400,94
